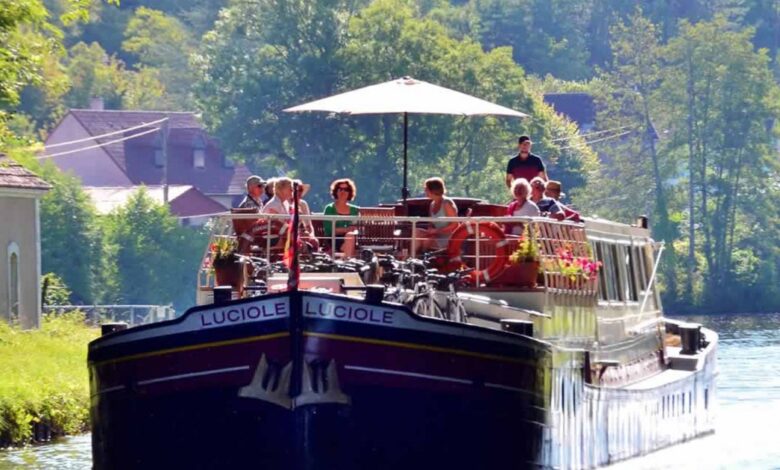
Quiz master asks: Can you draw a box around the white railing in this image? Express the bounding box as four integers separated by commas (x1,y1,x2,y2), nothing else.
43,304,176,326
202,212,591,286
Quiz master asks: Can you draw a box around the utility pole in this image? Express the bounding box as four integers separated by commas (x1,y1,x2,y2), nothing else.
161,117,169,205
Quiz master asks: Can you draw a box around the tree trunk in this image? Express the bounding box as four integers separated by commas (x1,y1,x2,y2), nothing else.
684,49,697,302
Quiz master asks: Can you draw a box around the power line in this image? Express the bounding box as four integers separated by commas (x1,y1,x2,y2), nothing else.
558,130,634,151
550,125,633,143
36,127,161,160
41,117,169,150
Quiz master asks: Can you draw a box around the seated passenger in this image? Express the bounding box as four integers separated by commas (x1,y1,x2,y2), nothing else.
260,177,293,248
415,177,458,252
238,175,265,209
505,178,540,235
322,178,359,258
544,180,581,223
292,179,319,252
529,176,562,216
262,177,276,205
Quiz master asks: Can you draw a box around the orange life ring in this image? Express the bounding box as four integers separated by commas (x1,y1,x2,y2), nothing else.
446,222,509,284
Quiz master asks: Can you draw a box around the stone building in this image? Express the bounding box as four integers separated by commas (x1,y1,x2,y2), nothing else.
0,155,51,328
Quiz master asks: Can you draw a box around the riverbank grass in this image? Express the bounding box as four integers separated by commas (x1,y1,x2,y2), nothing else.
0,313,98,447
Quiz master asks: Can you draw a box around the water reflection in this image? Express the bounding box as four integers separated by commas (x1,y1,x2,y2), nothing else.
0,434,90,470
610,312,780,469
2,313,779,469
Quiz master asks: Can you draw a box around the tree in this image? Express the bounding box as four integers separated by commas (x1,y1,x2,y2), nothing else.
659,16,780,309
122,7,196,109
41,272,72,306
99,189,207,310
38,163,102,304
586,11,681,300
64,41,166,110
3,149,102,304
194,0,596,208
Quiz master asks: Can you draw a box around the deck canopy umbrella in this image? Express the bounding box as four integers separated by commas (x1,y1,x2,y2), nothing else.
283,76,528,207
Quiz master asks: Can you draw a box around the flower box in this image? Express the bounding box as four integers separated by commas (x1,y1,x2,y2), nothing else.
213,255,243,290
495,261,539,287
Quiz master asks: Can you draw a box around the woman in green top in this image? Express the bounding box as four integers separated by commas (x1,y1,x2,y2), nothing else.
322,178,359,257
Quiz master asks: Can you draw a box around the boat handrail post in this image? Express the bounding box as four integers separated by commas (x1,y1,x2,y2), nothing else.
411,220,417,258
265,218,272,257
475,220,481,286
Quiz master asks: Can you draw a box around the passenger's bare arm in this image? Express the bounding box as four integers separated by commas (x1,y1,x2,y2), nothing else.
505,173,514,188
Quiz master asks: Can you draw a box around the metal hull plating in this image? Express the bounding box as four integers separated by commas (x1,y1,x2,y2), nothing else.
88,292,717,469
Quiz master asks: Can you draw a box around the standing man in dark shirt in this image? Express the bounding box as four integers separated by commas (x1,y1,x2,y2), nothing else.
505,135,548,188
238,175,265,209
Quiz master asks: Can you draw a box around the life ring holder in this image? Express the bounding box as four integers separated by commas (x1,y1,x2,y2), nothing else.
446,221,509,284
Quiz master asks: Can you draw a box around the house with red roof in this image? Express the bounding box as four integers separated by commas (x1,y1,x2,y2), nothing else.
0,154,51,329
83,185,227,226
44,108,252,217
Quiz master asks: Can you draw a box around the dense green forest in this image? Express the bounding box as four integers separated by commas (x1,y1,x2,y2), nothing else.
1,0,779,313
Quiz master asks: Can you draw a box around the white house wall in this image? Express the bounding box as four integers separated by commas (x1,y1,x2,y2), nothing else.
46,114,132,186
0,195,42,328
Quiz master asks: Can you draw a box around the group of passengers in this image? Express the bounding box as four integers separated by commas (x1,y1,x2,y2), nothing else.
236,134,579,256
238,175,360,257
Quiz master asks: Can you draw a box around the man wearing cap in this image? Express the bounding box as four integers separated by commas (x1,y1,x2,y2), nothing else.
238,175,265,209
505,135,548,188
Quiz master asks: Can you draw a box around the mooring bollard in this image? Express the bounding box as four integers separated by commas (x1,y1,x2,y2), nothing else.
101,322,128,336
680,323,702,355
501,319,534,337
213,285,233,305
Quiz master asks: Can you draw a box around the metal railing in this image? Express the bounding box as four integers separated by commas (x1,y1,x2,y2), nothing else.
43,304,176,326
201,212,594,293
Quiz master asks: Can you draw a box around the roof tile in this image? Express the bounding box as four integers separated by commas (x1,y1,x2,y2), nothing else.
0,155,52,191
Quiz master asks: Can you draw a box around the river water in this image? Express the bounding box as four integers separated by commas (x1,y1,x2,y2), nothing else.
1,312,779,469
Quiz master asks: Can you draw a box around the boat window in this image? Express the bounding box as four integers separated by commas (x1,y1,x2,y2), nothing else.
626,246,639,301
604,244,619,301
613,244,629,301
639,245,657,310
593,242,608,301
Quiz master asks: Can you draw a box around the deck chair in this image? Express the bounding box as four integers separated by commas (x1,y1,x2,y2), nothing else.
357,207,400,254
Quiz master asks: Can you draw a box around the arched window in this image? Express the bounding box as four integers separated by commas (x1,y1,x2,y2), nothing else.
7,242,20,319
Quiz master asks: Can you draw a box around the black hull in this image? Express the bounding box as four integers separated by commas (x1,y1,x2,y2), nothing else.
89,292,547,469
92,385,542,470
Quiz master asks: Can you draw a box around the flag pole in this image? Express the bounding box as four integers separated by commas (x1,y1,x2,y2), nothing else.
288,182,300,292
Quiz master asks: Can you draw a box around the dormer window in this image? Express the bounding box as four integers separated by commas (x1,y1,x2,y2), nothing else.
154,149,165,167
153,133,165,168
192,135,206,169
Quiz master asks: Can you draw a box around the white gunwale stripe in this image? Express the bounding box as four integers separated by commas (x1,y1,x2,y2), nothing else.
96,385,126,395
138,365,250,386
345,365,471,385
485,382,534,395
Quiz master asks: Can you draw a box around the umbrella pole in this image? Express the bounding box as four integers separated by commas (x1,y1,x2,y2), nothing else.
402,112,409,211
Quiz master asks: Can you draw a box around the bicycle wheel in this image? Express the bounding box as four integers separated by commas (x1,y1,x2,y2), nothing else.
413,296,444,319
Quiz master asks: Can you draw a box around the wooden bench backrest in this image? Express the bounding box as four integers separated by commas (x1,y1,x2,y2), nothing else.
468,203,508,217
230,207,259,236
357,207,397,249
